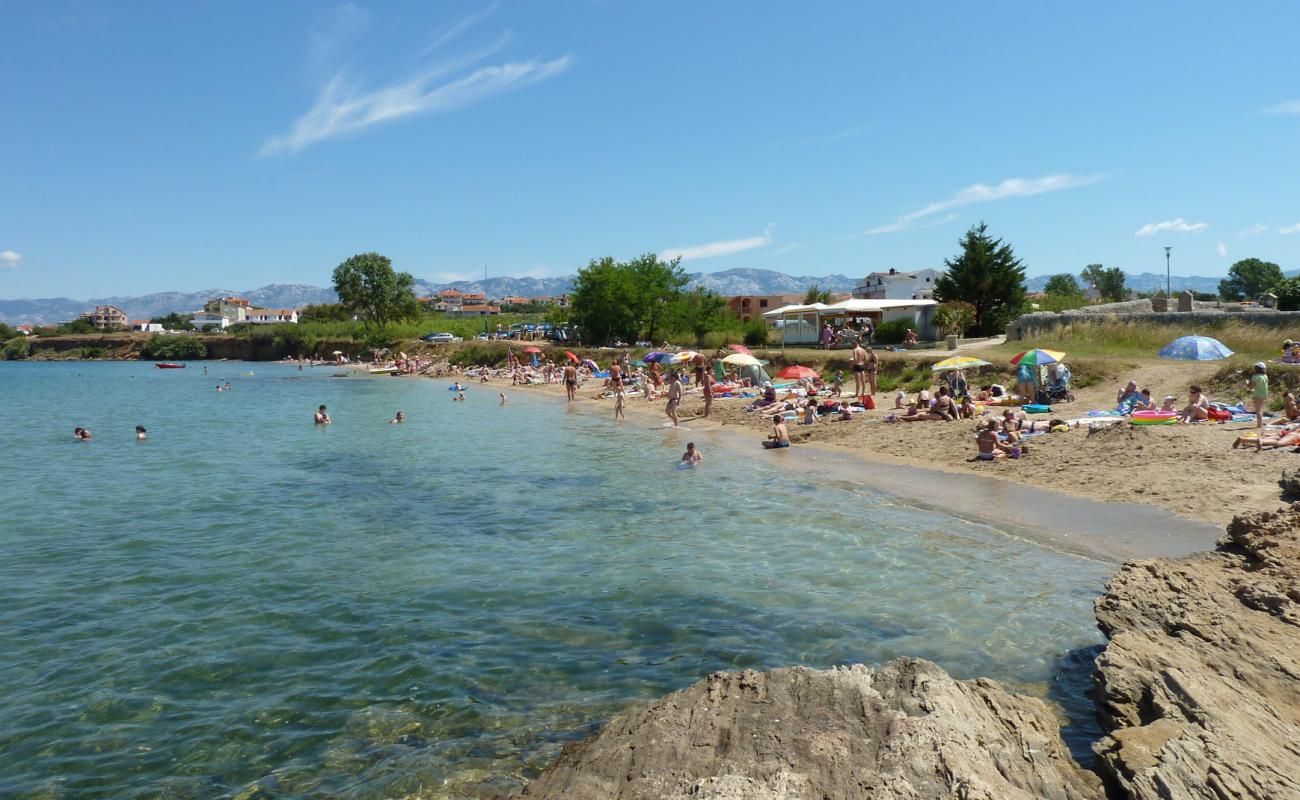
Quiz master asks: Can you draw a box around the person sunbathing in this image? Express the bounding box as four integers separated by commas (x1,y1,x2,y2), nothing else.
896,402,945,422
1233,427,1300,450
1178,385,1210,422
1285,391,1300,422
1001,408,1028,431
931,387,958,421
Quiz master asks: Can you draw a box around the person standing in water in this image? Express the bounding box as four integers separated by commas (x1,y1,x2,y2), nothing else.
135,425,147,440
390,411,405,424
563,362,578,402
315,405,331,424
850,341,868,397
665,371,682,429
614,387,626,421
499,392,508,406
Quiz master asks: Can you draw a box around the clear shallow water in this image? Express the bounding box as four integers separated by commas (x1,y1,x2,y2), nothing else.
0,362,1110,799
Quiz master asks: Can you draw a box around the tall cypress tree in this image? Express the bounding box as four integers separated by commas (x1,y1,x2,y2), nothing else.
933,222,1027,336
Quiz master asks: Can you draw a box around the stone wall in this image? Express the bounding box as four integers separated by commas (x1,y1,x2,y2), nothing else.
1008,310,1300,341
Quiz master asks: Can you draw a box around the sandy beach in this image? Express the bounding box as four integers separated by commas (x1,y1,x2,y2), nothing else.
503,354,1288,528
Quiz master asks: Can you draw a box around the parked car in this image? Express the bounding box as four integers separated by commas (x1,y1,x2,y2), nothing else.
474,333,491,341
420,332,462,343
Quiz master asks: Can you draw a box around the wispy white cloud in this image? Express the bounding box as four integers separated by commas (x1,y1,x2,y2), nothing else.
1135,217,1209,237
863,173,1102,235
1264,99,1300,115
661,227,773,261
1217,242,1228,257
422,0,501,56
261,50,569,156
1280,223,1300,235
0,250,21,269
1239,222,1270,238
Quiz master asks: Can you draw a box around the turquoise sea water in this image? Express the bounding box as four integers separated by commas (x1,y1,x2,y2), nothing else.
0,362,1110,799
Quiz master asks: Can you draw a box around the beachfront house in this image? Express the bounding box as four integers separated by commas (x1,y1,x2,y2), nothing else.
243,308,299,324
853,268,942,301
499,295,529,307
203,297,250,323
726,294,803,323
448,304,501,317
190,311,229,331
79,305,129,330
15,324,34,335
763,298,938,344
437,289,464,311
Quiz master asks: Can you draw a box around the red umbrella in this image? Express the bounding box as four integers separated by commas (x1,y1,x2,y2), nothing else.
564,351,578,362
727,344,752,354
776,365,819,380
521,346,542,354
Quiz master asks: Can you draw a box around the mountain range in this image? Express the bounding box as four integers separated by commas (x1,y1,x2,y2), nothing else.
0,267,1270,325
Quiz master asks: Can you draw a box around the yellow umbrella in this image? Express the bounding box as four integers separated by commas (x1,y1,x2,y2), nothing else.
930,356,992,372
721,353,765,366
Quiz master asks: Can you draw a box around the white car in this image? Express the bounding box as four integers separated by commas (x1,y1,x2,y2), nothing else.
421,332,463,344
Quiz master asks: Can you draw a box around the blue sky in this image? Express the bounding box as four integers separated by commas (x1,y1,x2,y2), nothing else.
2,1,1299,297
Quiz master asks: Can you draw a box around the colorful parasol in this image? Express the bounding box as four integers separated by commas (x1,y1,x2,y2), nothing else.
931,356,992,372
1010,348,1065,367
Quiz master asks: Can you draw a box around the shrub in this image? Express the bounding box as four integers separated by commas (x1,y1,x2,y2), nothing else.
873,319,912,344
448,343,511,366
141,334,208,360
3,336,30,360
742,319,768,346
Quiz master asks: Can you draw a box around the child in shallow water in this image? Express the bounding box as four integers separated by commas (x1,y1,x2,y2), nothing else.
681,442,702,463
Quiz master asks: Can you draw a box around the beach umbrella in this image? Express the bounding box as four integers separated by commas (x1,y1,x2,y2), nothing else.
581,358,599,370
642,352,667,363
631,359,647,367
332,350,343,355
521,346,542,354
776,365,819,380
564,351,578,362
1158,335,1234,361
722,353,765,366
1010,348,1065,367
931,356,991,372
727,343,752,354
671,350,700,364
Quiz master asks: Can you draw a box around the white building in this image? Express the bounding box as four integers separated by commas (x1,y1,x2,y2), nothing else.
131,320,167,333
763,298,939,343
853,268,942,301
190,311,229,331
244,308,299,324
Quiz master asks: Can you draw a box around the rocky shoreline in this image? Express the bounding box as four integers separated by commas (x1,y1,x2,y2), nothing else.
504,507,1300,799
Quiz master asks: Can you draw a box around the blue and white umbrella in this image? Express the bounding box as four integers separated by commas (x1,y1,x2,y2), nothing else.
1158,335,1234,361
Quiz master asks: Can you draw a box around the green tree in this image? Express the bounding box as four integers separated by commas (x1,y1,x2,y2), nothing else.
1081,264,1128,303
569,256,641,344
149,312,195,331
331,253,420,330
568,253,689,344
140,334,208,359
1042,274,1082,297
1218,257,1284,301
298,303,352,323
803,284,833,304
673,287,729,344
933,222,1028,336
0,322,16,340
933,301,975,337
629,253,689,343
1275,277,1300,311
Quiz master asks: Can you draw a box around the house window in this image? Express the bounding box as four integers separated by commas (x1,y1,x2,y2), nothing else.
759,299,768,307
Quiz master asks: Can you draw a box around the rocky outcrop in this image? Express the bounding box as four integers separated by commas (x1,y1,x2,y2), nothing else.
512,658,1102,800
1092,507,1300,798
510,508,1300,800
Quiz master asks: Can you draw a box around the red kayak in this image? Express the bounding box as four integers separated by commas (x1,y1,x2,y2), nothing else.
155,363,186,369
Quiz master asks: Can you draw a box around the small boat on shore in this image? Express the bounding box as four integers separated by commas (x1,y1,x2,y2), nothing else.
368,366,400,375
155,363,186,369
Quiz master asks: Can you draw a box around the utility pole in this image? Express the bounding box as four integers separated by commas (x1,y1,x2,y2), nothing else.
483,264,489,337
1164,246,1172,298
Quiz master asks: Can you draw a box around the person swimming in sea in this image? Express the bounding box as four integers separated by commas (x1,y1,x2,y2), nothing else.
73,427,92,440
390,411,405,424
135,425,147,440
681,442,702,463
315,405,331,424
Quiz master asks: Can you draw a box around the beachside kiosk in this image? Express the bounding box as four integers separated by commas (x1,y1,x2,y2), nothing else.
763,298,939,348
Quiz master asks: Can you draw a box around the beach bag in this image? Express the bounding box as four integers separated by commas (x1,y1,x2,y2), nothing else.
1208,408,1231,421
862,394,876,410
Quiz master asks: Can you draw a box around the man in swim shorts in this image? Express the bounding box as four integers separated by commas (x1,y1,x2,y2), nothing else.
563,363,578,402
665,371,682,429
764,416,790,448
315,405,331,424
850,341,867,397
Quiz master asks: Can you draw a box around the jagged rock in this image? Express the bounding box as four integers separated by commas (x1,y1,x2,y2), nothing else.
1092,507,1300,799
511,658,1102,800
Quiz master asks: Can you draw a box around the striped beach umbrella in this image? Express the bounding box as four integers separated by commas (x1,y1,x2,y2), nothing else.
1010,348,1066,367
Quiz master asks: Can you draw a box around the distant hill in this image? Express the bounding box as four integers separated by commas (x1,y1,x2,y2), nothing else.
0,269,864,325
1025,271,1226,295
